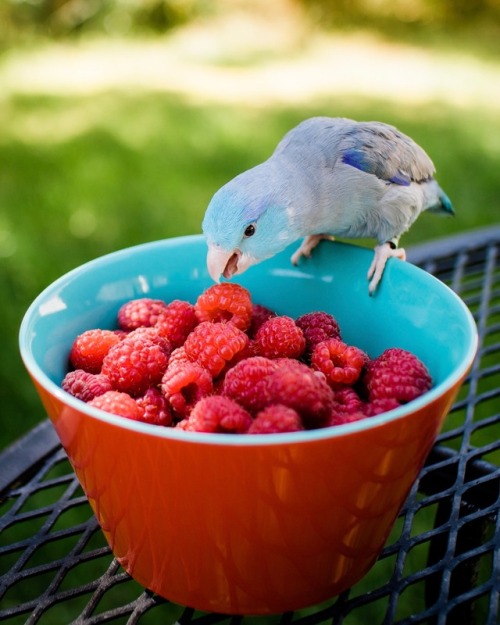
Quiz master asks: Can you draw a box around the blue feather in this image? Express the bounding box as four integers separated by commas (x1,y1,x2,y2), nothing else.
341,148,370,173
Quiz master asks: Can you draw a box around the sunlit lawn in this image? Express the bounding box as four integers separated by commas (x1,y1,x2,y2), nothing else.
1,27,500,451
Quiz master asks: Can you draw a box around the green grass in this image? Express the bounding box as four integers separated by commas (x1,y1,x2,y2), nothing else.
1,84,500,452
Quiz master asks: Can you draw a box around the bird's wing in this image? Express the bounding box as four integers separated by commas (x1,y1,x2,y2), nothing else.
338,122,435,186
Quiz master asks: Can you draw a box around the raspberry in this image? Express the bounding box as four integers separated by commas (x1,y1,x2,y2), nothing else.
195,283,253,331
184,321,249,377
182,396,253,434
311,338,367,387
363,397,401,416
136,387,173,426
69,329,122,374
254,316,305,360
248,304,276,338
117,298,169,331
296,311,341,357
223,356,278,413
263,362,334,428
126,326,172,354
88,390,142,420
155,300,198,348
331,387,364,414
327,411,366,427
102,335,169,396
161,360,213,418
362,348,432,403
62,369,112,402
248,405,304,434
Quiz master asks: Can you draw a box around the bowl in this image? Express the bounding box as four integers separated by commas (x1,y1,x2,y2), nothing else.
19,235,477,615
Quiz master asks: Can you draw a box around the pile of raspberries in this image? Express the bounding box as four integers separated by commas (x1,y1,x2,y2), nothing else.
62,282,432,435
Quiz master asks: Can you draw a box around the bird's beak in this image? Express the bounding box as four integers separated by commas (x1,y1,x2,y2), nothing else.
206,245,241,282
206,245,258,282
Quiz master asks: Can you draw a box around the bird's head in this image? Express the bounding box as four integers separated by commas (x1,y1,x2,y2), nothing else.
202,170,294,283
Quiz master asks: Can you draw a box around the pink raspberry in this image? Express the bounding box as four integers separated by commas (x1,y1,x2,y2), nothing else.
161,360,213,419
102,335,169,396
331,387,364,414
248,405,304,434
327,411,366,427
69,329,122,374
184,321,249,377
182,396,253,434
88,390,142,420
248,304,276,338
363,397,401,416
311,338,368,387
155,299,198,348
263,361,334,428
136,387,173,426
222,356,279,413
126,326,172,354
62,369,112,402
117,298,168,331
362,348,432,403
254,316,305,360
296,311,341,357
195,283,253,331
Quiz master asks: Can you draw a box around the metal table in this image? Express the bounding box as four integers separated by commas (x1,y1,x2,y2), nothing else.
1,228,499,625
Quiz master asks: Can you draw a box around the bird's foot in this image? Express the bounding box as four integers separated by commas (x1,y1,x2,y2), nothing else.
367,243,406,295
290,234,335,266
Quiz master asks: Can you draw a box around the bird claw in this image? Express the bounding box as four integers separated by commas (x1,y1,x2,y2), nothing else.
368,244,406,294
290,234,335,266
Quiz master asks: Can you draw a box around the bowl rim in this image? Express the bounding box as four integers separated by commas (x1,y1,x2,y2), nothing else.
19,235,479,447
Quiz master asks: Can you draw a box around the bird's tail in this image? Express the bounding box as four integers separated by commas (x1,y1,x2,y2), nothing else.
424,181,455,216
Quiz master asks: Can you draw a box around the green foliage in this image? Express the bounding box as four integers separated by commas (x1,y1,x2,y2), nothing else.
299,0,500,58
0,0,210,45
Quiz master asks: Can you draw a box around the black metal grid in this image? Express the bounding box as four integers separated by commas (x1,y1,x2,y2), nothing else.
1,227,499,625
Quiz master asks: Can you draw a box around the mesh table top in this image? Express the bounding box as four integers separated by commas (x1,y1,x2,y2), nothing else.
1,227,499,625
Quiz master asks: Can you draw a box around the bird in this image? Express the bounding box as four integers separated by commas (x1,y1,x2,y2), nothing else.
202,116,454,294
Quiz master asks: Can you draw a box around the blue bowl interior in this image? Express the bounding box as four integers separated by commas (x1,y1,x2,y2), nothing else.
20,235,477,439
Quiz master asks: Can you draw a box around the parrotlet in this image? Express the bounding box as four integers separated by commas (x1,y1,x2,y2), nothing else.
202,116,454,294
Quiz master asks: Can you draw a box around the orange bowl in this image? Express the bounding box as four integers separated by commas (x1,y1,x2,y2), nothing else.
19,236,477,614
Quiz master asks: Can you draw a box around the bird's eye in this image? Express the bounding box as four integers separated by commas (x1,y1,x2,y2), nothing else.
244,224,256,238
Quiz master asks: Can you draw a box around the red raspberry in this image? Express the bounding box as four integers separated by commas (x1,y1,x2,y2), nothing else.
184,321,249,377
263,362,334,428
168,346,191,368
327,411,366,427
363,397,401,416
331,387,364,414
161,360,213,418
117,298,168,331
254,316,305,360
182,396,253,434
296,311,341,357
88,390,142,420
155,300,198,348
311,338,368,387
62,369,112,402
136,387,173,426
126,326,172,354
248,405,304,434
102,336,169,396
362,348,432,403
223,356,278,413
69,329,122,373
248,304,276,338
195,283,253,331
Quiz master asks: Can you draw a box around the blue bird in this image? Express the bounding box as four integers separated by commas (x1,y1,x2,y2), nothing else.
202,117,454,294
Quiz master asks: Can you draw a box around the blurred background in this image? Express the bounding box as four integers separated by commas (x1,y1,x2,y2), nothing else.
1,0,500,451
